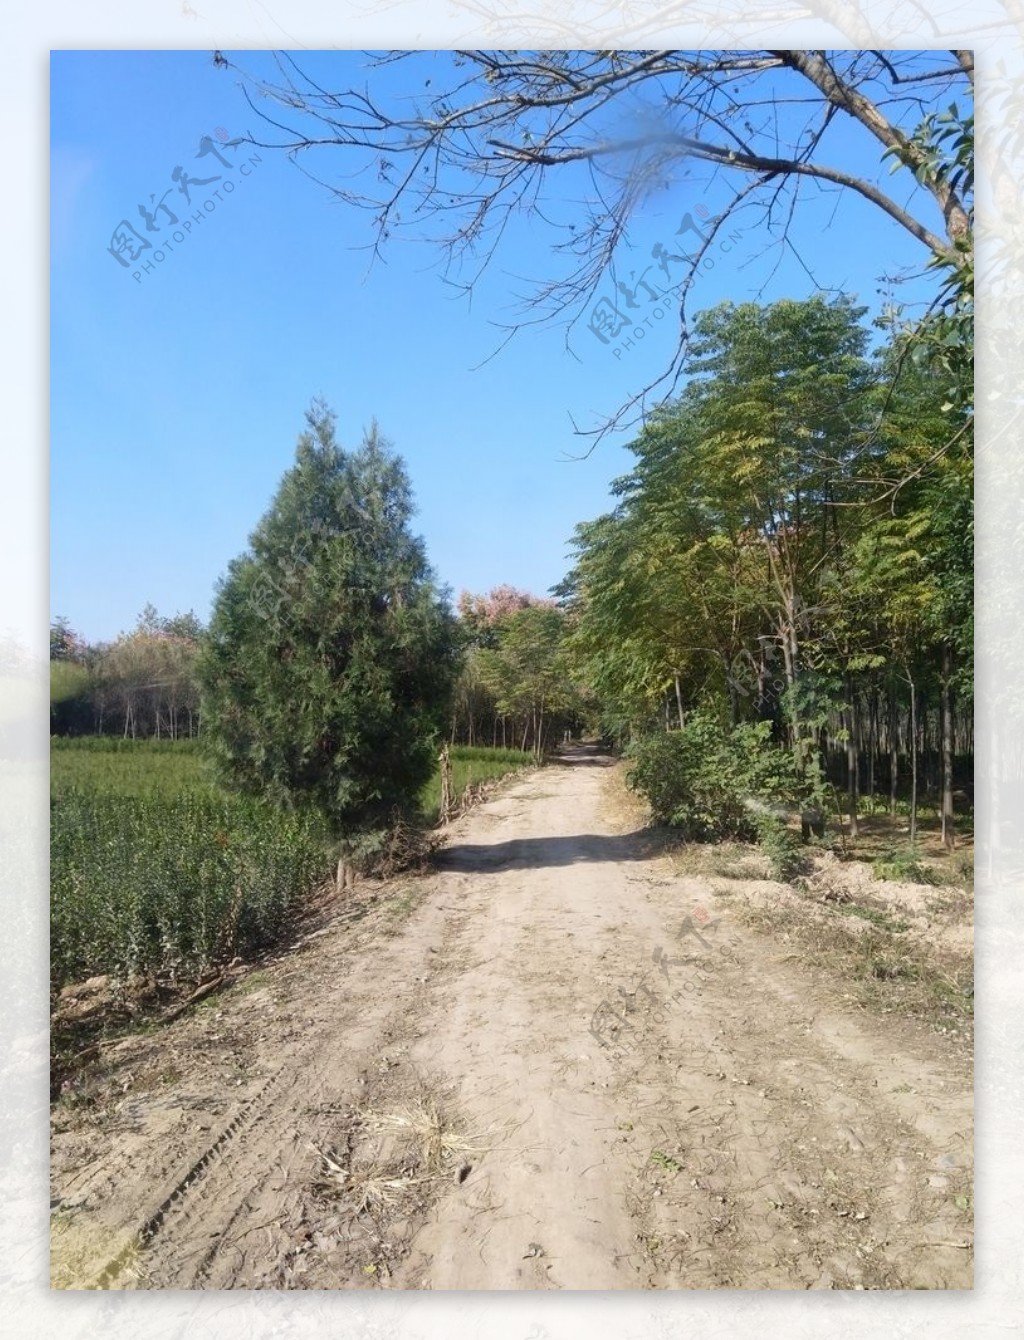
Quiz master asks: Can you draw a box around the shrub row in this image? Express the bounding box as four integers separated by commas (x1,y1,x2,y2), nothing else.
51,788,329,989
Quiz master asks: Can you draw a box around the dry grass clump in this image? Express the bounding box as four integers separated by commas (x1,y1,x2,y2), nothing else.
310,1092,495,1221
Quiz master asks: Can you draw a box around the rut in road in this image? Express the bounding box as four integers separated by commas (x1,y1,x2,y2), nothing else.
51,744,972,1290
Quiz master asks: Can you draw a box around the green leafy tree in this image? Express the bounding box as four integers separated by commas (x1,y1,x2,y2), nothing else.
564,295,877,773
50,616,82,662
833,343,973,844
475,604,579,757
888,103,974,412
200,401,460,886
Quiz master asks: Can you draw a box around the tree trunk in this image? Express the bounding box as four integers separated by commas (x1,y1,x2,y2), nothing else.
721,652,738,726
908,674,918,847
756,652,767,717
889,682,899,823
778,612,804,766
674,673,685,731
846,677,859,839
439,744,454,823
337,855,356,893
941,642,955,850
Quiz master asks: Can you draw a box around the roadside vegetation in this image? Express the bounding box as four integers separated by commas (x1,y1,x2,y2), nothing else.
51,407,544,1009
419,745,533,824
51,737,532,995
560,292,973,877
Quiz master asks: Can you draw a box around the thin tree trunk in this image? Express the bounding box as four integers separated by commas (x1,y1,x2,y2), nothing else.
756,653,767,717
674,673,685,731
909,674,918,847
889,683,899,823
779,616,800,763
941,642,955,850
439,744,454,823
846,677,859,839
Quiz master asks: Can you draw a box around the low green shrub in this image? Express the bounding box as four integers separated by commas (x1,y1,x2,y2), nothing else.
625,712,804,843
873,848,942,885
753,813,807,882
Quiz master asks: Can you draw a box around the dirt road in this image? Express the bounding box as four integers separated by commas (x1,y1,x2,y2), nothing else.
51,746,973,1290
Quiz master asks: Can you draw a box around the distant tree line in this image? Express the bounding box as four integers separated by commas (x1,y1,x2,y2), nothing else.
50,605,205,739
450,586,590,757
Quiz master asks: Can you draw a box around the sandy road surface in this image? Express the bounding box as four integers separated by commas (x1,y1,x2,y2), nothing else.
51,745,972,1289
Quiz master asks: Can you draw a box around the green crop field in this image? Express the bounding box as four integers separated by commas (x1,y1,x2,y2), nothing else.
419,745,533,823
51,738,532,991
50,739,329,991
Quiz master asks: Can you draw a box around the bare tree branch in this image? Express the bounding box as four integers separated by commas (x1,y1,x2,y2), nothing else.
221,49,973,439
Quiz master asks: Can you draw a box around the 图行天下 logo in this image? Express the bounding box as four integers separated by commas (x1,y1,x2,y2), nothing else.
106,127,262,283
588,204,746,357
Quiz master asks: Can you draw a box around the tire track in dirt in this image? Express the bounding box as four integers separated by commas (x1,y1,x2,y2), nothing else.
135,893,482,1289
53,879,472,1288
51,745,972,1290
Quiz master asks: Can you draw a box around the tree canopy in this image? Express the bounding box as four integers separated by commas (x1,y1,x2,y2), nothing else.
559,294,971,840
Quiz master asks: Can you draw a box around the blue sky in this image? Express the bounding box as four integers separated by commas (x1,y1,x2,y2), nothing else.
51,49,949,643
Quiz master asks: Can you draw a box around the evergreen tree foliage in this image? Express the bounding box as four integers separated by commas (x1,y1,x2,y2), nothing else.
200,401,460,858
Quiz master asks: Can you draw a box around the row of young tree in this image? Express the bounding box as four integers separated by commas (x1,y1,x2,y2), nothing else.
53,49,973,872
50,606,205,739
557,294,972,847
450,588,588,757
51,581,588,762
